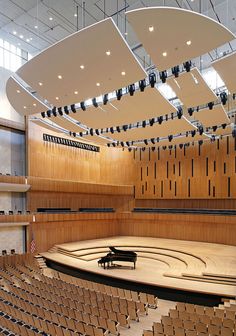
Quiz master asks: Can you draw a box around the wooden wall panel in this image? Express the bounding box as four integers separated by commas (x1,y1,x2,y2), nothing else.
135,136,236,203
28,121,135,185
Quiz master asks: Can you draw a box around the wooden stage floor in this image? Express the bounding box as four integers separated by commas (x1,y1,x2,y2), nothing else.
41,236,236,299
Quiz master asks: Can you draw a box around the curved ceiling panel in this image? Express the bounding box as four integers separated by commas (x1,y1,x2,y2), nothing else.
167,68,217,108
48,116,85,133
30,119,64,133
126,7,235,71
16,18,146,108
6,77,48,116
212,52,236,94
193,105,230,127
108,117,196,142
70,87,177,128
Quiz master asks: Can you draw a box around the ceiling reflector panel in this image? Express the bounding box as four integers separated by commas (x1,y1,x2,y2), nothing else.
193,105,230,127
212,52,236,94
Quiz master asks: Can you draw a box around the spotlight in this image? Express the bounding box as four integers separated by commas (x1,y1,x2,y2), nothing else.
196,106,199,112
116,88,123,100
162,146,167,150
156,137,159,142
171,65,180,78
168,135,173,142
222,123,227,129
168,145,173,150
177,107,183,119
179,144,183,149
80,102,86,111
72,132,76,137
128,148,132,152
139,79,146,92
90,128,94,136
151,147,155,151
211,135,216,142
142,147,146,151
191,130,196,137
120,142,124,147
107,143,111,147
186,131,189,137
159,70,167,83
46,110,51,117
158,116,163,124
123,125,128,132
144,139,148,145
112,143,116,147
71,104,76,113
151,138,155,144
110,127,114,134
208,102,214,110
64,106,69,115
233,93,236,100
171,113,174,119
149,73,156,88
128,84,135,96
232,128,236,138
198,126,204,135
116,126,121,133
103,94,108,105
149,118,155,126
165,114,168,121
41,112,46,118
126,141,130,147
52,107,57,117
188,107,194,116
58,107,63,116
95,129,99,136
183,60,192,72
142,120,146,128
212,125,218,132
198,140,203,146
92,98,98,108
220,92,228,105
79,132,83,137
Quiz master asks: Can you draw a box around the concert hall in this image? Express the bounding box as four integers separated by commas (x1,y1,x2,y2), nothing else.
0,1,236,335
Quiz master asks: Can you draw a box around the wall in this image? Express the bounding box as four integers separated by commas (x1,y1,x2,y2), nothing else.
0,226,24,254
134,136,236,208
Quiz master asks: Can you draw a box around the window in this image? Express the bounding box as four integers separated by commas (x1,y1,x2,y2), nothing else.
0,37,29,72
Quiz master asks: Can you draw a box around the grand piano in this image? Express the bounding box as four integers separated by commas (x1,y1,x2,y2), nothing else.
98,246,137,269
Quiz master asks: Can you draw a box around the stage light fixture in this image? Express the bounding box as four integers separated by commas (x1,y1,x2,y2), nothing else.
116,126,121,133
79,132,83,137
123,125,128,132
179,144,183,149
128,84,135,96
177,107,183,119
95,129,100,136
165,114,168,121
171,113,174,119
183,60,192,72
128,148,132,152
222,123,227,129
107,143,111,147
80,102,86,111
159,70,167,83
126,141,130,147
171,65,180,78
211,135,216,142
188,107,194,116
168,135,173,142
70,104,76,113
144,139,148,145
151,138,155,144
64,106,69,115
233,93,236,100
52,107,57,117
142,147,146,151
149,73,156,88
208,102,214,110
198,140,203,146
139,79,146,92
212,125,218,132
103,94,108,105
162,146,167,150
58,107,63,116
158,116,163,124
41,112,46,118
142,120,146,128
168,145,173,150
196,106,199,112
220,92,228,105
149,118,155,126
191,130,196,137
92,98,98,108
151,147,155,151
121,142,124,147
89,128,94,136
232,128,236,138
110,127,114,134
116,88,123,100
72,132,76,137
46,110,51,117
198,126,204,135
156,137,159,143
112,143,116,147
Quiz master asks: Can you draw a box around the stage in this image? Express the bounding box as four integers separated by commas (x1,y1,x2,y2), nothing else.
41,236,236,303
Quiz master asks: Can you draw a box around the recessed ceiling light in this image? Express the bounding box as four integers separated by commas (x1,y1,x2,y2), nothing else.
13,31,17,35
55,96,59,100
19,35,24,39
96,83,100,87
30,37,33,41
26,38,30,42
80,65,85,69
34,25,38,29
186,40,192,46
74,91,78,94
38,82,43,86
74,13,77,17
121,71,126,76
124,32,128,35
106,50,111,56
17,43,21,46
49,17,53,21
149,26,154,32
162,52,167,57
23,106,27,109
58,75,62,79
16,90,20,93
33,103,37,107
